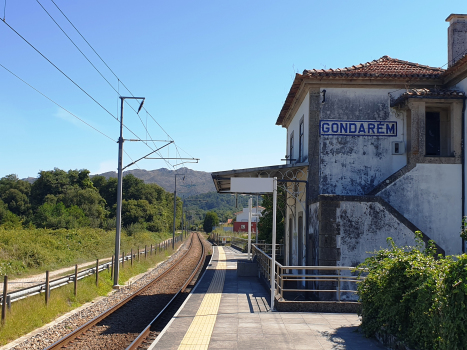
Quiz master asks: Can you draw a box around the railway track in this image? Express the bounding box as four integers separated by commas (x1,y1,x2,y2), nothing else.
45,232,208,350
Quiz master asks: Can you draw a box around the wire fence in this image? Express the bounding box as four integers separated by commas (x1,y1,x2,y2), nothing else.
0,233,186,323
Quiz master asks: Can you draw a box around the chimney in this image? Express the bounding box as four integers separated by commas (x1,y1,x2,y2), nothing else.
446,14,467,67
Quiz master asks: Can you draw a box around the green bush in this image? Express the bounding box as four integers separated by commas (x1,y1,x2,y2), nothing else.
358,237,467,350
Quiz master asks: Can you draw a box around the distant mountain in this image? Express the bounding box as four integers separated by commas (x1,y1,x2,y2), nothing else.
95,167,215,196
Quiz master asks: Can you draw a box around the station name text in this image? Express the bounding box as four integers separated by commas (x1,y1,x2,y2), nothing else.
319,120,397,137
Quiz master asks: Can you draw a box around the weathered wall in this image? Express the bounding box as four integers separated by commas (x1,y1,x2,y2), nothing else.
319,88,407,195
377,163,463,255
308,202,319,266
336,201,418,267
456,79,467,248
287,91,309,162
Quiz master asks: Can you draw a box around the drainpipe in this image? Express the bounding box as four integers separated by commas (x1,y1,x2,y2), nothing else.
462,97,466,254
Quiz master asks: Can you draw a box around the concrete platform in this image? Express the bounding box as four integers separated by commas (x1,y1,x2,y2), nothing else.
150,246,385,350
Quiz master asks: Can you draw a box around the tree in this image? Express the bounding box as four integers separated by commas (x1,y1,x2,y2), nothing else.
203,211,219,233
258,190,285,244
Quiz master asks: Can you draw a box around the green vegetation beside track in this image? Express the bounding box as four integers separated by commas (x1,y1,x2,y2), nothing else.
0,237,183,346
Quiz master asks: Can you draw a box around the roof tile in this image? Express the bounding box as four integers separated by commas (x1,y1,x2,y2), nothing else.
302,56,445,80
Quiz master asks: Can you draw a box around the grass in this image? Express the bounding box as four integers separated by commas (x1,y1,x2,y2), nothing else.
0,227,175,277
0,238,184,346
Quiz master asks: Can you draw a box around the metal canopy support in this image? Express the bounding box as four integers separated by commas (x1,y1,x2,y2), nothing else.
211,163,308,269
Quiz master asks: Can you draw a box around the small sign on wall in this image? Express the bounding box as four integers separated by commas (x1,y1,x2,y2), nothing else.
320,120,397,137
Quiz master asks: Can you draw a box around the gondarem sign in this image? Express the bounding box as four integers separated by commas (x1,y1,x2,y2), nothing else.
319,120,397,137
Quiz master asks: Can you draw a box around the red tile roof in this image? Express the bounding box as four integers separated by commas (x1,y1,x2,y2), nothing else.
390,88,465,107
303,56,445,79
276,56,446,126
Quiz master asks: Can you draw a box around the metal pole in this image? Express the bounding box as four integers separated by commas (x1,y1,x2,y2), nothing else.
271,177,277,311
114,97,124,288
181,199,184,242
248,197,252,260
172,175,177,249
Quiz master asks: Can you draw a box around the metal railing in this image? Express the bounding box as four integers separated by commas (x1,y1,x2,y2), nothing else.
214,235,283,256
252,244,365,302
0,234,183,310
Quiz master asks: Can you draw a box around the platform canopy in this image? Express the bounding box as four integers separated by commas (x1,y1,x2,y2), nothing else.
211,162,308,194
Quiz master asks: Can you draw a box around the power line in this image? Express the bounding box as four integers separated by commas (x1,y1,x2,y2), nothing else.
35,0,119,96
0,18,147,145
48,0,177,167
1,19,118,122
0,61,142,170
0,62,114,142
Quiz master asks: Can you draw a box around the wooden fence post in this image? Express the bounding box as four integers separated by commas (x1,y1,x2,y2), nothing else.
45,271,50,306
111,255,114,280
2,275,7,323
145,245,147,259
138,246,140,261
150,244,153,256
74,265,78,297
131,249,133,267
96,259,99,287
122,252,125,268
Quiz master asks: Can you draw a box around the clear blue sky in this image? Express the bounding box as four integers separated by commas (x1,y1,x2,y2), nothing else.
1,0,465,179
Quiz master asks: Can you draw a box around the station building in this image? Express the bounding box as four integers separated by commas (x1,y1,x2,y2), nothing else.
212,14,467,270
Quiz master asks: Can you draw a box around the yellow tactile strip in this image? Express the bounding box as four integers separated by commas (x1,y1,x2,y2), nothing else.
178,246,226,350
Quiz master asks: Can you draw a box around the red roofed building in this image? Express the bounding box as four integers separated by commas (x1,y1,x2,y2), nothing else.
213,14,467,279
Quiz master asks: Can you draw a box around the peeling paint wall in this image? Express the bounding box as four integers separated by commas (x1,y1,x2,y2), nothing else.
320,88,407,195
377,164,463,255
337,201,418,266
456,78,467,251
336,200,418,301
308,202,319,266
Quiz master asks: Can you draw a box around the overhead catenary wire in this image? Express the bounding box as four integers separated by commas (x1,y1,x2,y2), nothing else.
0,61,142,170
48,0,191,159
47,0,184,168
0,62,113,142
0,18,149,149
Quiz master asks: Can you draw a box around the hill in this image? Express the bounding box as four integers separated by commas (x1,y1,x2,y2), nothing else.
94,167,215,196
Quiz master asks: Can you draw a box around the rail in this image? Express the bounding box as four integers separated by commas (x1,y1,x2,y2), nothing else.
45,232,197,350
252,244,366,302
126,232,207,350
0,234,184,308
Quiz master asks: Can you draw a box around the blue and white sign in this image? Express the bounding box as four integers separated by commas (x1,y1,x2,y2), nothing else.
320,120,397,137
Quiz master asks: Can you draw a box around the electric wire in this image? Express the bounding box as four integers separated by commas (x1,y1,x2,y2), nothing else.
47,0,173,167
0,18,146,145
0,62,113,142
35,0,119,96
0,61,141,170
48,0,182,166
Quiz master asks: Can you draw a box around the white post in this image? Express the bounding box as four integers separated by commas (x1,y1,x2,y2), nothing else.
248,197,252,260
256,194,259,244
271,177,277,311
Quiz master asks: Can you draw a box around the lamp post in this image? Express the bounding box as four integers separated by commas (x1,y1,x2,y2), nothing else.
113,96,145,288
172,174,185,249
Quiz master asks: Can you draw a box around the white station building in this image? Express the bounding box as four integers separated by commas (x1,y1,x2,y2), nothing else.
212,14,467,270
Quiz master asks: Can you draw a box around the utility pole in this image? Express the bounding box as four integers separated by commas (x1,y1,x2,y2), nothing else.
173,174,185,249
113,96,145,288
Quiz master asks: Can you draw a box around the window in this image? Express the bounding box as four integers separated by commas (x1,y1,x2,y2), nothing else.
299,118,304,162
426,112,440,156
289,132,294,164
425,110,451,157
